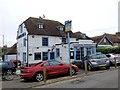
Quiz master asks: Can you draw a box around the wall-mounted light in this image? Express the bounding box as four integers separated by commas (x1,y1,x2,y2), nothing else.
32,35,34,38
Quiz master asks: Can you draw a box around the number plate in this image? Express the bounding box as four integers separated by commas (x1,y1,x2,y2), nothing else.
99,64,106,67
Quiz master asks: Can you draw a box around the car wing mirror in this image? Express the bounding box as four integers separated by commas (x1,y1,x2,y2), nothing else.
59,63,63,65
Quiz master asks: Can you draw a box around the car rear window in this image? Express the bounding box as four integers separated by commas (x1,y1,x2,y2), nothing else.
0,62,8,67
90,54,106,59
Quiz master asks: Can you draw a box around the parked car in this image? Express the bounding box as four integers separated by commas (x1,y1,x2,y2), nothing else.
80,54,110,71
106,54,120,65
20,60,79,82
0,61,16,74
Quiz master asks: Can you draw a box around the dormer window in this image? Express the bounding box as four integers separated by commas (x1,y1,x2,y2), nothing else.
59,26,64,31
38,23,44,29
81,33,86,38
57,26,64,31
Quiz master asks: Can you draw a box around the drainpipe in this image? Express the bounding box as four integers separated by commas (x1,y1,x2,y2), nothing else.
26,34,29,67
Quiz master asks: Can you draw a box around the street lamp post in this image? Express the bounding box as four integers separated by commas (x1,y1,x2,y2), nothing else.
26,34,29,67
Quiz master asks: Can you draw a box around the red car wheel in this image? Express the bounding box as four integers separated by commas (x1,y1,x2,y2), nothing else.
34,72,43,82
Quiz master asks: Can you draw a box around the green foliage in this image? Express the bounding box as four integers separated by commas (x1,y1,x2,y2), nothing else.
96,46,120,54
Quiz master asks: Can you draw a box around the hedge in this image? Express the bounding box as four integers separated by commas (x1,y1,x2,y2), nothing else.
96,46,120,54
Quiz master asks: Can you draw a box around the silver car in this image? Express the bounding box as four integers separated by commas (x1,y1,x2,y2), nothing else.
87,54,110,70
106,54,120,65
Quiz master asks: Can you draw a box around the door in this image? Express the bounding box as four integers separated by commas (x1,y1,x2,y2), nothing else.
46,60,68,76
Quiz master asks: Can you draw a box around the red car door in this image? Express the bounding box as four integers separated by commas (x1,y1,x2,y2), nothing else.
48,60,68,75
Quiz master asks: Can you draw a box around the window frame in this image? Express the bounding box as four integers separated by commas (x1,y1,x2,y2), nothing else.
56,48,60,58
23,52,26,62
23,38,26,47
62,37,67,44
50,52,55,60
42,52,48,61
34,52,41,60
42,37,49,46
38,23,44,29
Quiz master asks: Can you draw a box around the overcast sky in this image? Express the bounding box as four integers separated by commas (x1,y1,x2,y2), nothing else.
0,0,119,47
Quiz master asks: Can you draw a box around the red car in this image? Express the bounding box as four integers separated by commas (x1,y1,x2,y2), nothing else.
20,60,79,82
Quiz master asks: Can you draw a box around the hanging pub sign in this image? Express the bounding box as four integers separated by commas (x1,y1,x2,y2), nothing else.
65,20,72,32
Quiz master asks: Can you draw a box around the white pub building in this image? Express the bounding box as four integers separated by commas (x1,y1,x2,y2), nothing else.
17,17,96,66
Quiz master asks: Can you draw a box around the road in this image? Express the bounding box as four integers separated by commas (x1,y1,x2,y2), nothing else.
1,67,119,88
35,68,119,88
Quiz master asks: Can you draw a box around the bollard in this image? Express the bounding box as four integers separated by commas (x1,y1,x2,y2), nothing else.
84,60,88,75
69,62,72,77
43,65,46,83
114,58,117,68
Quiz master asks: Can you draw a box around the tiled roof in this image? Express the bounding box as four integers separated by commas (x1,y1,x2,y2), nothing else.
74,31,92,40
5,43,17,55
24,17,76,38
91,33,120,44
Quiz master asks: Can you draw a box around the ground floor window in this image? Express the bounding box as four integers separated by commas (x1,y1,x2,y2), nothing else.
50,52,55,60
23,52,26,62
42,52,48,61
70,51,74,59
76,51,81,60
80,47,84,60
34,52,41,60
56,48,60,58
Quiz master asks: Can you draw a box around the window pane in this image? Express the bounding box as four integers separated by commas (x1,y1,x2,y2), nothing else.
42,52,48,60
44,62,49,66
23,38,26,47
81,47,84,60
56,48,60,58
38,23,44,29
49,61,59,66
23,52,26,62
76,51,80,60
70,51,74,59
34,52,41,60
42,37,48,46
50,52,55,60
62,38,66,44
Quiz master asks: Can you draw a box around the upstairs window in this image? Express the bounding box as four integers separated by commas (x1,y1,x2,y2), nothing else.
57,26,64,31
42,37,48,46
23,38,26,47
62,37,67,44
81,33,86,38
59,26,64,31
19,24,23,33
104,38,106,43
38,23,44,29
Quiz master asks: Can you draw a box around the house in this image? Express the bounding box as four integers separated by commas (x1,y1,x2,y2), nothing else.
91,33,120,47
17,17,96,66
4,43,17,61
